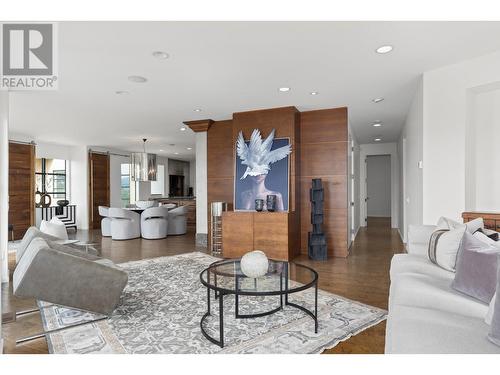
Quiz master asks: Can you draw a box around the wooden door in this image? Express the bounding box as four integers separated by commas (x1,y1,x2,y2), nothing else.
8,142,35,240
88,152,110,229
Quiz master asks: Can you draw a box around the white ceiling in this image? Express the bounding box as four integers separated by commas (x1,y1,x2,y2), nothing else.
9,21,500,160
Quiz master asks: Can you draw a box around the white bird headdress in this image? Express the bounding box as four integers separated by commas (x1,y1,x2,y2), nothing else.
236,129,292,180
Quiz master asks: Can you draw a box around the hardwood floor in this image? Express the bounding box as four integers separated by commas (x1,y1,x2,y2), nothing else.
1,217,403,354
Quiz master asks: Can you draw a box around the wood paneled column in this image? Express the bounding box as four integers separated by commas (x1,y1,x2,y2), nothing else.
184,119,214,247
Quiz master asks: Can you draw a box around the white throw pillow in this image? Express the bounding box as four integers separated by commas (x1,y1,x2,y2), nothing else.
40,218,68,240
465,217,484,233
474,231,500,248
436,216,462,231
436,216,484,234
487,293,497,325
428,224,466,272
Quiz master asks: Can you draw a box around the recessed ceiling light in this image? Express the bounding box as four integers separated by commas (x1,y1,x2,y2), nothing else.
278,87,291,92
180,127,186,131
376,45,393,54
310,91,319,96
187,147,192,150
115,90,129,95
374,138,382,142
128,75,147,83
372,98,384,103
373,121,382,127
152,51,169,59
159,149,164,152
174,152,179,155
193,109,202,112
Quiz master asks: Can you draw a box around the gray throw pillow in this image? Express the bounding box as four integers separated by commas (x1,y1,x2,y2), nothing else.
452,232,500,304
488,255,500,347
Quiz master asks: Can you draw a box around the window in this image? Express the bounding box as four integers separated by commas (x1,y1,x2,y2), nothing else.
120,163,130,207
35,158,67,203
151,164,165,195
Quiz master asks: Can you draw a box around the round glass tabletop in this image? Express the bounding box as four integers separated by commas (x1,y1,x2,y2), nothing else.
200,258,318,296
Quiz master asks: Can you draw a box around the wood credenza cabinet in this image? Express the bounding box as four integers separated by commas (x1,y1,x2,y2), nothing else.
462,212,500,231
221,211,298,261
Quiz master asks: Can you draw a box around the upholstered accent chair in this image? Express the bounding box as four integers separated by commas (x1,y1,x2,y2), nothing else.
12,237,128,344
98,206,112,237
167,205,188,235
15,226,59,263
141,207,169,239
108,208,141,240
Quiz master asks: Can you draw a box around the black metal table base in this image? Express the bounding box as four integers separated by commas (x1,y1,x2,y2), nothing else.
200,282,318,348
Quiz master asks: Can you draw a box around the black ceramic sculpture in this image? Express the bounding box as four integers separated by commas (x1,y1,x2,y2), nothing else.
308,178,327,260
255,199,264,212
266,195,276,212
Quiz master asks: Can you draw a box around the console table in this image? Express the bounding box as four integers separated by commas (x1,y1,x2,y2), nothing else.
36,205,77,230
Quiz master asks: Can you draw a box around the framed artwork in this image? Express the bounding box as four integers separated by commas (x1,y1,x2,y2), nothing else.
233,129,291,212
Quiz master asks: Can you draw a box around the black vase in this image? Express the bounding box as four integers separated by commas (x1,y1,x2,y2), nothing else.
255,199,264,212
266,195,277,212
57,199,69,207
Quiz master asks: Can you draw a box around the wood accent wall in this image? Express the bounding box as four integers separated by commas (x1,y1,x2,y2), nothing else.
207,120,234,246
88,152,110,229
8,142,35,239
300,108,348,257
202,105,348,258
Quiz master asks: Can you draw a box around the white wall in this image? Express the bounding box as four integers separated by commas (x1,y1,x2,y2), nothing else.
467,87,500,211
398,77,424,242
195,132,208,237
0,91,7,350
69,146,89,230
367,155,391,217
348,123,361,244
423,50,500,223
189,159,196,195
359,143,399,228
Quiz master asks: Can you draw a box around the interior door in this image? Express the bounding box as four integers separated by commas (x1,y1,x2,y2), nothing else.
8,142,35,240
88,152,110,229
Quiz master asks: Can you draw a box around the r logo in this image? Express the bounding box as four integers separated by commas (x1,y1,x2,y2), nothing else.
2,23,53,76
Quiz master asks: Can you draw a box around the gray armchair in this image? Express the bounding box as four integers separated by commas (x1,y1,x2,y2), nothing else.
12,235,128,344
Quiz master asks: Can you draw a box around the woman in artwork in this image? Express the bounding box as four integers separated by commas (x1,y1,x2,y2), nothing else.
240,174,284,211
236,128,291,211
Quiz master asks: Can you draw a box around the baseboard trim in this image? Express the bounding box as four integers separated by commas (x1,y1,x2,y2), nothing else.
397,228,406,244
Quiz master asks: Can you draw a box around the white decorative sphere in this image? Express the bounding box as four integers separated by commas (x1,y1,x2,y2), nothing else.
240,250,269,278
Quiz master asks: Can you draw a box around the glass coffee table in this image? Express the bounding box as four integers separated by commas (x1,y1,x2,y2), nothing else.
199,258,318,348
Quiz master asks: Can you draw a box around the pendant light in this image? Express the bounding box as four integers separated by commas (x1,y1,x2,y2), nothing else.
130,138,157,182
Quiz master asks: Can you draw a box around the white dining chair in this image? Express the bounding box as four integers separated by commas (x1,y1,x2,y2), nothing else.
108,208,141,240
141,207,169,239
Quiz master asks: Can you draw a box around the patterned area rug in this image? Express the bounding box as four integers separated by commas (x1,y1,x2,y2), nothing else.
39,252,386,354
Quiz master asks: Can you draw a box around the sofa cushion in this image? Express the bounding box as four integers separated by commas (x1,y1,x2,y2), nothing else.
488,259,500,346
389,271,488,319
386,305,500,354
452,232,500,304
16,226,59,263
390,254,453,280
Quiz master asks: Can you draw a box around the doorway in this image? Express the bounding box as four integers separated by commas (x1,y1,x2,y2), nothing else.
366,155,391,226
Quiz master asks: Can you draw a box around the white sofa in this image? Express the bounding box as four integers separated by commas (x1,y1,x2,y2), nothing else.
385,224,500,353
